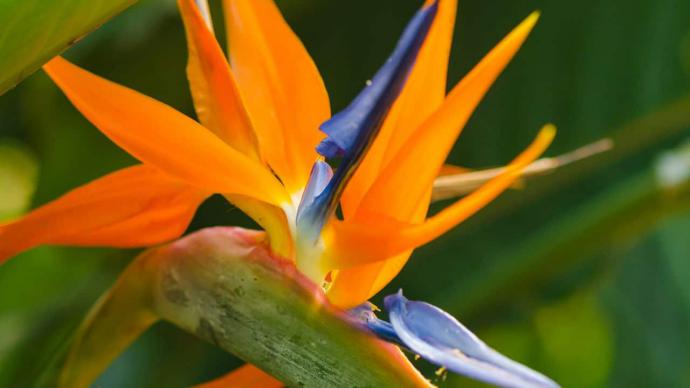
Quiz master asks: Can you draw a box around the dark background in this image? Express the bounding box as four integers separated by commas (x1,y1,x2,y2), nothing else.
1,0,690,386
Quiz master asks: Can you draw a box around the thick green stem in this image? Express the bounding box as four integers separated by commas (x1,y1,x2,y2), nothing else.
151,227,429,387
60,227,430,388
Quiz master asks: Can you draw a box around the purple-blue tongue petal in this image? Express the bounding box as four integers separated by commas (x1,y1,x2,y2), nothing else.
297,160,333,223
385,291,560,388
349,302,405,347
297,1,439,237
316,0,438,160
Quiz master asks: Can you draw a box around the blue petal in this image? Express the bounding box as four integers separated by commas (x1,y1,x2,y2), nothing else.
317,1,438,159
298,1,439,237
296,160,333,224
349,302,404,347
385,291,560,388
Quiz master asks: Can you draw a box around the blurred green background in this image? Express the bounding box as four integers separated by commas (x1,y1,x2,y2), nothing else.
1,0,690,386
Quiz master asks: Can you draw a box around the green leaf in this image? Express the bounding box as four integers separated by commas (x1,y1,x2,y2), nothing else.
533,294,613,388
58,227,430,388
0,0,137,95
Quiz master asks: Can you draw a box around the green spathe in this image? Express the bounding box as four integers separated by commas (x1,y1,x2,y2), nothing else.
0,0,136,95
60,227,429,387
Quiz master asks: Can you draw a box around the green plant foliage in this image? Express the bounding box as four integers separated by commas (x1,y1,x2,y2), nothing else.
0,141,38,220
0,0,137,95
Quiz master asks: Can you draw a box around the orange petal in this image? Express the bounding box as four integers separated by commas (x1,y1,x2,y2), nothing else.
327,189,431,308
178,0,260,159
43,57,288,206
324,125,555,271
0,165,208,263
194,364,282,388
328,252,413,309
223,0,330,192
341,0,458,217
357,12,540,221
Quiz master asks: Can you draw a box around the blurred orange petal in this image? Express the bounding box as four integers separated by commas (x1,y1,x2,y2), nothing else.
43,56,288,205
325,125,555,271
438,164,473,176
178,0,260,159
223,0,330,191
341,0,457,217
0,165,208,263
194,364,282,388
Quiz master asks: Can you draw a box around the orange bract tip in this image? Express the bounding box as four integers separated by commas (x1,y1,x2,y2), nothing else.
43,56,288,205
438,164,473,176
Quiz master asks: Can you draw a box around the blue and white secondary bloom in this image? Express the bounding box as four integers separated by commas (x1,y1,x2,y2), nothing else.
352,291,560,388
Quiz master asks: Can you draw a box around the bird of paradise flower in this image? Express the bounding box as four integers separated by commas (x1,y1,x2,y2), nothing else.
0,0,558,386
